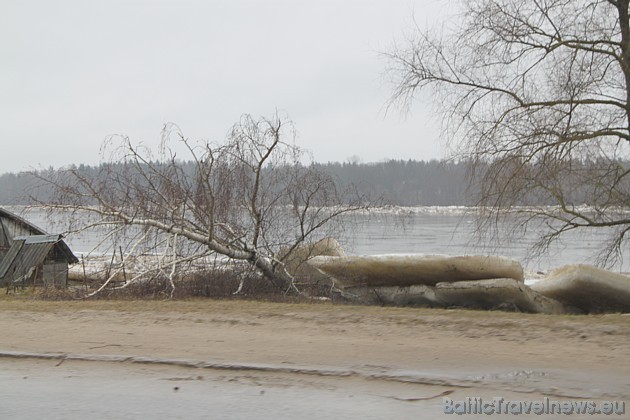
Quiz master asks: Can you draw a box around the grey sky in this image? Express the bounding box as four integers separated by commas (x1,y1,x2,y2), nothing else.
1,0,451,173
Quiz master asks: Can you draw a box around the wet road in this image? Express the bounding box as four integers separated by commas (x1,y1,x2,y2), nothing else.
2,357,627,419
0,358,441,419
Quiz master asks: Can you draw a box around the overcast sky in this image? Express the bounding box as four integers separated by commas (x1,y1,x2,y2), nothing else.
1,0,453,173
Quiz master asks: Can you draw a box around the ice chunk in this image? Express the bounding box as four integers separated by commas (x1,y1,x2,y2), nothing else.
434,278,567,314
344,284,444,307
531,264,630,313
307,254,524,288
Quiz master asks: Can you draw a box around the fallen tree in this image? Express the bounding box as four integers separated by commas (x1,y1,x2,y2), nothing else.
33,114,370,297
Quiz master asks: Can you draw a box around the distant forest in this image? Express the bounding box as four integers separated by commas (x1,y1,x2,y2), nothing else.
0,159,474,206
314,160,472,206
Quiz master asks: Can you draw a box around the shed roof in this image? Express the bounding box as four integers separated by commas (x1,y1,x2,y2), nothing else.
17,234,65,244
0,239,25,278
0,207,79,264
0,236,56,280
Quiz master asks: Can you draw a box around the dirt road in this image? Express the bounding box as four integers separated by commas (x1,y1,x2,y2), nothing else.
1,299,628,418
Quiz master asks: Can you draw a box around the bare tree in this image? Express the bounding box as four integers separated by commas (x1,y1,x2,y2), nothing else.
35,114,368,296
386,0,630,265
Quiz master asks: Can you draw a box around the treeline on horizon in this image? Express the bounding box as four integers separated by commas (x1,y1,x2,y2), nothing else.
0,158,620,207
0,159,474,206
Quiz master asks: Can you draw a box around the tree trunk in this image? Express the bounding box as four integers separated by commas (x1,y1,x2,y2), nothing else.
617,0,630,138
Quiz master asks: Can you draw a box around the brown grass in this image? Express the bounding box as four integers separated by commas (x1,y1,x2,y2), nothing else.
3,266,350,306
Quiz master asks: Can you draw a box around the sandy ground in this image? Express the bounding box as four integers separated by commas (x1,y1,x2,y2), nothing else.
1,299,629,418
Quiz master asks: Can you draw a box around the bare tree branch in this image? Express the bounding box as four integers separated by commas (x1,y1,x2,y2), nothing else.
386,0,630,265
32,114,371,296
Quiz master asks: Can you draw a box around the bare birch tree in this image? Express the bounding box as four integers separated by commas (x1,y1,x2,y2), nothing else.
35,114,368,296
386,0,630,264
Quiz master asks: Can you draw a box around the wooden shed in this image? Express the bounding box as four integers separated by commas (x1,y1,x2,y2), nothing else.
0,207,78,287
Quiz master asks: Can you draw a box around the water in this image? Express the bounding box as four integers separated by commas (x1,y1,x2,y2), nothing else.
343,209,625,273
7,206,628,273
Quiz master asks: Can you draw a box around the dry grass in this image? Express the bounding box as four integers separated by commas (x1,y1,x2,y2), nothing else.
2,266,350,307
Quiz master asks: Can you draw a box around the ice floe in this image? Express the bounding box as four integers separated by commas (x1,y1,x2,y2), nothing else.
531,264,630,313
307,254,524,288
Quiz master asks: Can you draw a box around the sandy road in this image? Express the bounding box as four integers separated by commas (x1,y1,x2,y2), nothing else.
0,299,629,418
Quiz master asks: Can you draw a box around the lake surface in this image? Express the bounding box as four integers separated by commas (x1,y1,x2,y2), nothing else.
343,208,625,273
8,206,628,273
